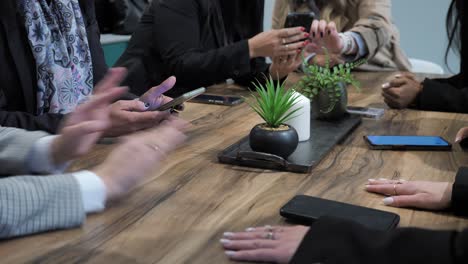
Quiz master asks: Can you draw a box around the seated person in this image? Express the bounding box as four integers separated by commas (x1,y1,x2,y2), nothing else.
0,69,187,239
0,0,175,135
272,0,411,70
116,0,307,97
220,128,468,263
382,0,467,113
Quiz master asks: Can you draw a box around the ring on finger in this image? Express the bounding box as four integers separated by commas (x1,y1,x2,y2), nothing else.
264,225,274,232
265,232,275,240
393,184,398,196
282,38,286,45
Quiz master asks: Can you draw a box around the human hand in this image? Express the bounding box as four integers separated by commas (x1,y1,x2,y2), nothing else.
307,53,344,68
104,76,179,137
248,27,309,58
221,225,309,263
307,20,343,55
51,68,128,166
455,127,468,143
365,179,453,210
269,52,303,80
92,116,188,201
381,73,423,109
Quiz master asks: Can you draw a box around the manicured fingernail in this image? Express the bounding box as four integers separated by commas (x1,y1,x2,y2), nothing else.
297,49,301,53
320,32,324,38
220,239,231,244
304,33,310,37
245,227,255,232
455,137,462,143
382,83,390,89
379,178,388,180
312,32,316,38
225,251,236,257
328,30,331,35
300,27,305,31
223,232,234,238
395,74,402,78
144,102,150,108
368,179,376,182
365,185,370,189
383,197,394,205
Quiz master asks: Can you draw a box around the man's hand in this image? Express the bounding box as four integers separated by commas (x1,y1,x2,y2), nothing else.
104,76,179,137
51,68,128,166
92,116,188,201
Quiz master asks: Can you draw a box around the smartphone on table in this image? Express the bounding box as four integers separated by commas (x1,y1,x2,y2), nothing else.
280,195,400,231
284,12,317,33
189,94,244,106
364,135,452,151
156,87,206,111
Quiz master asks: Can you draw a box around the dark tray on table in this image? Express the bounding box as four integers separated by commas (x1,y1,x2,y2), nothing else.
218,114,362,173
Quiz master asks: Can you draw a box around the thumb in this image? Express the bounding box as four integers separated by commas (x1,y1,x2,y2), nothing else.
140,76,176,103
455,127,468,143
119,100,148,112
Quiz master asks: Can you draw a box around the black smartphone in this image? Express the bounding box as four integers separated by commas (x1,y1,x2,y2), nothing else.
364,135,452,151
156,87,206,111
189,94,244,106
280,195,400,231
284,12,317,33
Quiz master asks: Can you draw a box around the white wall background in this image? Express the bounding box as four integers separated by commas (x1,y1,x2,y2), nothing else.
264,0,460,73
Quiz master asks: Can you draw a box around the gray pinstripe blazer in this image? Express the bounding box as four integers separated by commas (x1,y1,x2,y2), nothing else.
0,127,85,239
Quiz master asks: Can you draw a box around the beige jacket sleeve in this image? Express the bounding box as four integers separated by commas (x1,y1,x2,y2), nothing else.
272,0,289,30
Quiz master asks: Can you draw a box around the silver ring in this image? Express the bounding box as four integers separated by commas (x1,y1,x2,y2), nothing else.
264,225,273,232
265,232,275,240
282,38,286,45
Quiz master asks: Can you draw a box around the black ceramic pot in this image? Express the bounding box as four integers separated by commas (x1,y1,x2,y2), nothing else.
249,124,299,159
311,82,348,120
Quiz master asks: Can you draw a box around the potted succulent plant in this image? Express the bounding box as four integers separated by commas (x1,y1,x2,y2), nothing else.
248,76,302,159
296,54,365,120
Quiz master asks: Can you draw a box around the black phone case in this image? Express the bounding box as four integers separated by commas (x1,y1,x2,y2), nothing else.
363,136,452,151
284,12,317,32
280,195,400,231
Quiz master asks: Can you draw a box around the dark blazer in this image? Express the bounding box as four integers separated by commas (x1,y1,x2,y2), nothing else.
0,0,107,133
291,167,468,264
414,1,467,113
116,0,269,97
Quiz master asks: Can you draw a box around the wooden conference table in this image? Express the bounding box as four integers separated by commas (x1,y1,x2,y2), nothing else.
2,72,468,263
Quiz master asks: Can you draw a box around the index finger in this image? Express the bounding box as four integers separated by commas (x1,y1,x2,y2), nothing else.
94,67,127,95
279,27,304,38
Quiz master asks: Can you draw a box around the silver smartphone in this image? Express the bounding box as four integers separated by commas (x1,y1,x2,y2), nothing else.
156,87,206,111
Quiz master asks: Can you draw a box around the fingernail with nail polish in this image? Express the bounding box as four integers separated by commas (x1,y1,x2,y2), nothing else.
379,178,387,180
144,102,150,108
312,32,316,38
225,251,236,257
383,197,394,205
328,30,331,35
220,239,231,244
245,227,255,232
320,32,324,38
223,232,234,238
382,83,390,89
304,33,310,37
368,179,376,182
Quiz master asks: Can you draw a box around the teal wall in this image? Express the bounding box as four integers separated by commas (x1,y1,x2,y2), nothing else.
102,42,128,67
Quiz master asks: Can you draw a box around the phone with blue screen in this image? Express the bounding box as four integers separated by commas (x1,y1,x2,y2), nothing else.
364,135,452,151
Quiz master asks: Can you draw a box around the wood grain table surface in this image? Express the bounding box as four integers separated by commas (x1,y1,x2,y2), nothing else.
1,72,468,263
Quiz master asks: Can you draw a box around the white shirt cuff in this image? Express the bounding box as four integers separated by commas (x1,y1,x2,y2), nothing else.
28,136,71,174
73,170,107,214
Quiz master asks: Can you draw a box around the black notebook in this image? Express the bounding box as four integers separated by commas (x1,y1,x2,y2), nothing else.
280,195,400,231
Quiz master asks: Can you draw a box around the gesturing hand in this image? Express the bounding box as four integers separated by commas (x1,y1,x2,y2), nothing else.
104,76,179,137
248,27,308,58
365,179,453,210
51,68,128,166
92,116,188,201
221,225,309,263
307,20,343,55
269,52,303,80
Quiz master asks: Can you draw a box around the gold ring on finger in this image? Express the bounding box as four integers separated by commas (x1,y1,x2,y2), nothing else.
265,232,275,240
393,184,398,196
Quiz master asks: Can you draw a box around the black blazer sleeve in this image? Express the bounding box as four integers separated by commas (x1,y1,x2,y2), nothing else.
414,74,468,113
291,216,468,264
0,111,63,133
451,167,468,216
152,1,268,91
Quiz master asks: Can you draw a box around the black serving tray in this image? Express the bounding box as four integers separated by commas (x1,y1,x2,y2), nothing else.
218,114,362,173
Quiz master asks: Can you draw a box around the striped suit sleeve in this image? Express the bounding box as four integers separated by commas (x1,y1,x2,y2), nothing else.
0,174,85,239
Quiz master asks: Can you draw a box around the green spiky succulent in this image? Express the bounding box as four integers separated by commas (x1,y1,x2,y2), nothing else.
248,76,302,128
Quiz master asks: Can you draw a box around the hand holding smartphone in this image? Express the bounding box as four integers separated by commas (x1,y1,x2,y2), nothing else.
284,12,317,33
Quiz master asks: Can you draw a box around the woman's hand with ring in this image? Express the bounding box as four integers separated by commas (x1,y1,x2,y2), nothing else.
248,27,309,58
221,225,309,263
365,179,453,210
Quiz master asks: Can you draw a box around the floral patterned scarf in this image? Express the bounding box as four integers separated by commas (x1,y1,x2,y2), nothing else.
20,0,94,114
